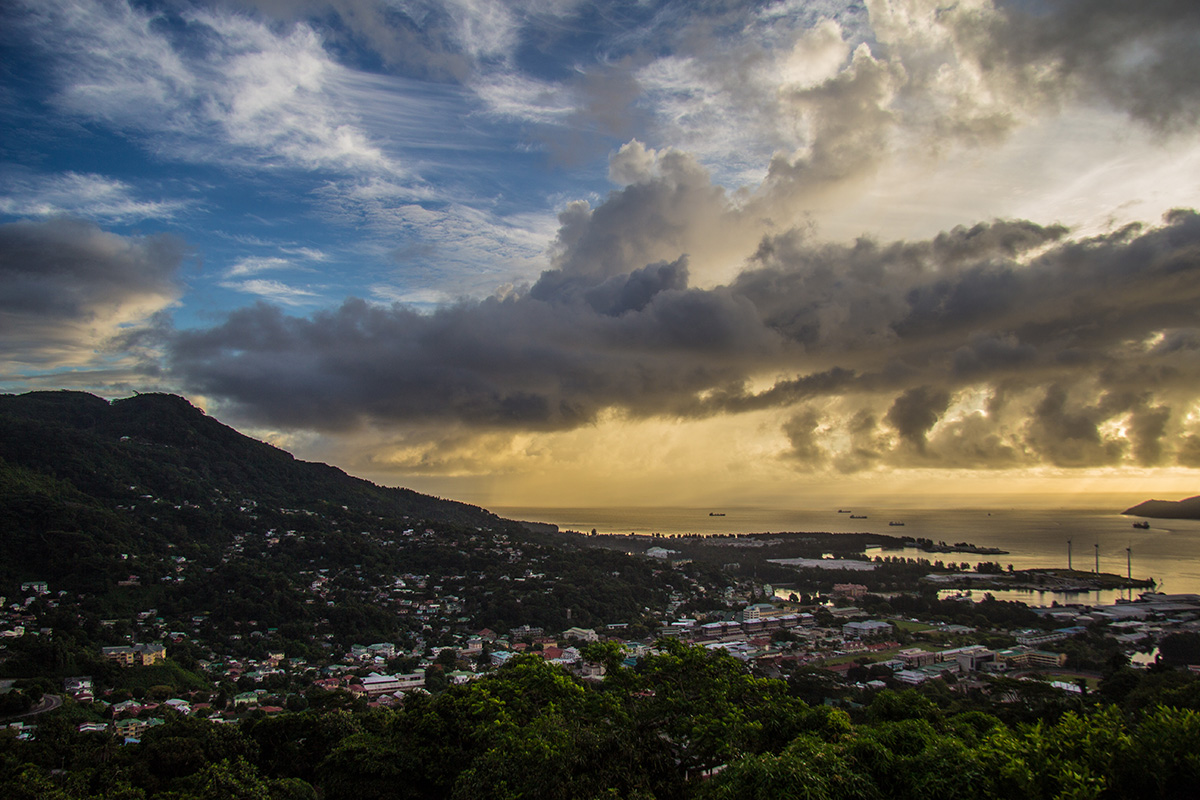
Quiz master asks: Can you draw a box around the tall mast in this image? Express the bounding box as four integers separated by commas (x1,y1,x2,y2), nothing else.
1126,545,1133,601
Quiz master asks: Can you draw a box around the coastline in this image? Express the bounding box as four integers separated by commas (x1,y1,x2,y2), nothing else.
495,505,1200,597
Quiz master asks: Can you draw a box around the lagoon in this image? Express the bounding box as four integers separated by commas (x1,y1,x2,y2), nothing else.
494,505,1200,599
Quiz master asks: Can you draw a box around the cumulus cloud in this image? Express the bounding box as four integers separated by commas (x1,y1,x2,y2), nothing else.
964,0,1200,131
0,218,184,370
887,386,951,453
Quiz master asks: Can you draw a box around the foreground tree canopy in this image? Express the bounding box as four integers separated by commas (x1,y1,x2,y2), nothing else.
4,642,1200,799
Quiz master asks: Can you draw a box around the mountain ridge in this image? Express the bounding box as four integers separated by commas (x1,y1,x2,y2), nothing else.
0,389,500,529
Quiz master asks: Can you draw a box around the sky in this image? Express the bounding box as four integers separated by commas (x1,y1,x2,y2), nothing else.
3,0,1200,510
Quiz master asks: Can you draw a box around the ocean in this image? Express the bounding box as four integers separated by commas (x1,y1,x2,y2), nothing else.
492,505,1200,602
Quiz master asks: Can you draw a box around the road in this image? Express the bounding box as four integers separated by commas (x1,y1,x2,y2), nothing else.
0,693,62,722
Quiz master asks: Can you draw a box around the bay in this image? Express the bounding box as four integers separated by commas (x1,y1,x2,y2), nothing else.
493,505,1200,600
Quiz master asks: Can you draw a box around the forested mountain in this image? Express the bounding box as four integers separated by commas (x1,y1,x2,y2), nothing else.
0,391,506,585
0,390,501,532
0,390,678,644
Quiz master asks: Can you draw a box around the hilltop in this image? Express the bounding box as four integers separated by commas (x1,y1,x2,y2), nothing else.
1123,495,1200,520
0,390,500,530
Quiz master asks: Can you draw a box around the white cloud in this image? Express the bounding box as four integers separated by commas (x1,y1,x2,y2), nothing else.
0,171,189,222
441,0,521,61
472,71,576,125
219,278,322,305
281,246,330,262
224,256,295,277
19,0,405,177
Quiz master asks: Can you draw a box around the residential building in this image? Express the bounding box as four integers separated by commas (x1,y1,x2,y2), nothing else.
842,620,894,639
101,643,166,667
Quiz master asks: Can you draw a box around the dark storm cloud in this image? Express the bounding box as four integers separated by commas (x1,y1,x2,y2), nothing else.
967,0,1200,130
1129,404,1171,466
165,207,1200,471
166,282,782,431
782,408,827,471
1026,384,1125,467
951,332,1037,378
582,258,690,316
886,386,951,452
0,218,184,366
540,149,726,285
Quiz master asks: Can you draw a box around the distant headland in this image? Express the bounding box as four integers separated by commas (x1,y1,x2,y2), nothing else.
1123,495,1200,520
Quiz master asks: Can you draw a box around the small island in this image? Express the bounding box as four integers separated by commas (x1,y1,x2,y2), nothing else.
1123,495,1200,520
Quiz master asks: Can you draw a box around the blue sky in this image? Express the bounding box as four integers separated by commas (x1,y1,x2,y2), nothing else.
4,0,1200,508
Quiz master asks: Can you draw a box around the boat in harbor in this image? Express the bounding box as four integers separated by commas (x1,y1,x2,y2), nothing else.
1133,521,1150,529
889,521,905,526
709,512,725,517
849,514,867,519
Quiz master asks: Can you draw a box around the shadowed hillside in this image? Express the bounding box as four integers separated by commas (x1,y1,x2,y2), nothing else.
1124,496,1200,520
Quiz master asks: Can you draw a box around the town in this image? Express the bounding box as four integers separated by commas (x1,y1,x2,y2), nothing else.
4,507,1193,743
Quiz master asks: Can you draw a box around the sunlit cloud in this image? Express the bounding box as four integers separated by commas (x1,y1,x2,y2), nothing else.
0,218,183,372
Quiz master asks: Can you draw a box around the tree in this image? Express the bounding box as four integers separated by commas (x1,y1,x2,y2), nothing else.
695,737,877,800
190,757,272,800
631,640,809,777
1159,632,1200,666
866,690,940,724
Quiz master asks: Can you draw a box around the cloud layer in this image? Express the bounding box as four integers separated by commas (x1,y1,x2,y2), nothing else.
165,182,1200,473
5,0,1200,493
0,218,184,372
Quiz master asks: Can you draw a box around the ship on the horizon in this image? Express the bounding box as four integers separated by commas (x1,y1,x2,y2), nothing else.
709,512,725,516
889,521,905,526
838,509,851,513
849,514,867,519
1133,520,1150,529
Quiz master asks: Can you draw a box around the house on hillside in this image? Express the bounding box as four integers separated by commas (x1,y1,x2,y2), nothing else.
101,643,166,667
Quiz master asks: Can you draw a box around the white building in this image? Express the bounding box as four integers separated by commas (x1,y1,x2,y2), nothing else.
842,620,894,639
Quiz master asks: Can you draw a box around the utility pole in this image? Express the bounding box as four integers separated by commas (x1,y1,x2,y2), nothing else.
1126,545,1133,601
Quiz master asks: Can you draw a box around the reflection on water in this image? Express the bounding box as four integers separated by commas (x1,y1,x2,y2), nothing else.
495,506,1200,594
936,588,1135,607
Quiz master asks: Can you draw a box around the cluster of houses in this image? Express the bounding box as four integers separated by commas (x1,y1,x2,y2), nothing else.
13,518,1200,749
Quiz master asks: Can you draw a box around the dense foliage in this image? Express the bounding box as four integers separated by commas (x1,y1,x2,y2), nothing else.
4,643,1200,799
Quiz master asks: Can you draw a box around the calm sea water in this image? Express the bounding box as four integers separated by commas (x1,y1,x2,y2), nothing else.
492,506,1200,600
